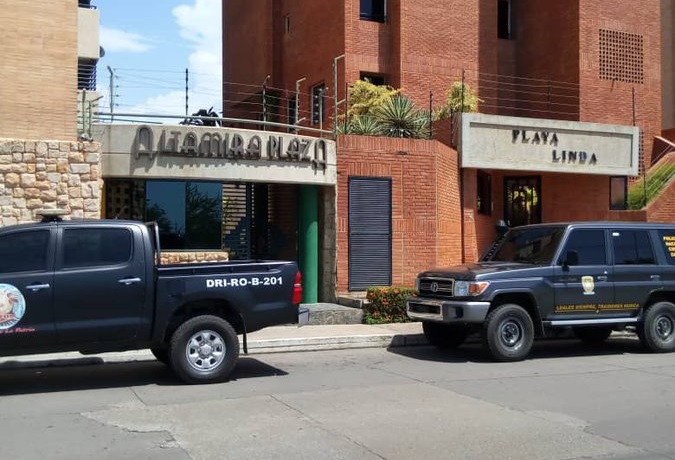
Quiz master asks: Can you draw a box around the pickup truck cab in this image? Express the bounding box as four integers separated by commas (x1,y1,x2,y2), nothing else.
407,222,675,361
0,213,307,383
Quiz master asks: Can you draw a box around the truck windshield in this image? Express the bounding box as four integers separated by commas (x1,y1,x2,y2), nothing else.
489,226,565,264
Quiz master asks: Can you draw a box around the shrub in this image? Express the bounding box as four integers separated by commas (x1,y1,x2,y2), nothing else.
363,286,415,324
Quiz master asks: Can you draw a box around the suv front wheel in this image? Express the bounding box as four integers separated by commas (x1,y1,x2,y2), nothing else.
483,304,534,362
638,301,675,352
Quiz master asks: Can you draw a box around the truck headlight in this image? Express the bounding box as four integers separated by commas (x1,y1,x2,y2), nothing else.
454,281,490,296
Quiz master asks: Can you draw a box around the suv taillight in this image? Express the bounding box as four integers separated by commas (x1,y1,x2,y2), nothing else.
293,271,303,304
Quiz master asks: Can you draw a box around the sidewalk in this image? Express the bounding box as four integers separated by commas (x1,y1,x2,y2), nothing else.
0,322,427,368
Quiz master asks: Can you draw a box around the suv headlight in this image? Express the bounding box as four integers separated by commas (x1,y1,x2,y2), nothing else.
454,281,490,297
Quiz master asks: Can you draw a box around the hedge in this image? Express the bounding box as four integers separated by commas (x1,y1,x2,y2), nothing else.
363,286,415,324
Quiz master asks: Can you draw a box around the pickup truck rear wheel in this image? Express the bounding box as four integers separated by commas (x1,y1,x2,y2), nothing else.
422,322,467,349
482,304,534,362
169,315,240,384
573,326,613,344
638,301,675,353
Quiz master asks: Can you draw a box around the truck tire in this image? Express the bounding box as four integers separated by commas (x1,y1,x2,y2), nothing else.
151,347,170,365
422,322,467,349
169,315,240,384
482,304,534,362
573,326,613,344
637,301,675,353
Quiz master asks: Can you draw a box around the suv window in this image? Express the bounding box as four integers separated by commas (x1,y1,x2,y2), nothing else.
612,230,656,265
561,229,606,266
0,230,50,273
62,228,132,268
658,230,675,265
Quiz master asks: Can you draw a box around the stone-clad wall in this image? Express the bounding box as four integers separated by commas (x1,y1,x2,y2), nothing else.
161,252,230,264
0,138,102,226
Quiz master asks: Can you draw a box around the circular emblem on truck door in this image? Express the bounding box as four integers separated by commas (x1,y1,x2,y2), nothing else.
430,282,439,293
0,284,26,330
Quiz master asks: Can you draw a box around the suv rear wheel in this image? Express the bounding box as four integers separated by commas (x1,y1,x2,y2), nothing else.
422,322,468,349
483,304,534,362
638,301,675,352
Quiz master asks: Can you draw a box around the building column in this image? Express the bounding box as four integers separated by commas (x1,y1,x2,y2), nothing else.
299,184,319,303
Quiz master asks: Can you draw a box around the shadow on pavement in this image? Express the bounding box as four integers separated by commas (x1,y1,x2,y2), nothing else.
389,335,647,363
0,356,288,395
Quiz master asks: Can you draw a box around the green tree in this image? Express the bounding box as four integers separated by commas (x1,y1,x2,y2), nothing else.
346,79,399,119
434,81,482,120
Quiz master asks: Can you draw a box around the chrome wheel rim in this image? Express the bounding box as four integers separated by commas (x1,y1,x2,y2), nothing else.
655,315,674,341
499,319,522,349
185,329,226,372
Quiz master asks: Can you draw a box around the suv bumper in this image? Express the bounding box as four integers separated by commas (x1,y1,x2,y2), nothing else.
407,298,490,323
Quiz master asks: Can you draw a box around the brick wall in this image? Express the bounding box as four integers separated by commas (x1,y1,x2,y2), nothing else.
0,139,102,226
0,0,78,140
336,135,462,293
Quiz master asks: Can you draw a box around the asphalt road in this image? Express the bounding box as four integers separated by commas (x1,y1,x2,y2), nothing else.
1,336,675,460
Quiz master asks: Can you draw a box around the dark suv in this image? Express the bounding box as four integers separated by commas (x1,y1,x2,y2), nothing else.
407,222,675,361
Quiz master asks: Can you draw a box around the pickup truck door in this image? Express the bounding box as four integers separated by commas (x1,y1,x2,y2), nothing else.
0,228,55,348
551,229,614,319
610,229,660,316
53,225,146,344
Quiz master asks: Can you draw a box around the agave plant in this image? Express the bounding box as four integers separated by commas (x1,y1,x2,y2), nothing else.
338,115,381,135
372,95,431,139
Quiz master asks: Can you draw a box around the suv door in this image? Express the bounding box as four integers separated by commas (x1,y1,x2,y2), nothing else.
53,225,146,344
611,228,660,316
551,228,614,318
0,228,55,349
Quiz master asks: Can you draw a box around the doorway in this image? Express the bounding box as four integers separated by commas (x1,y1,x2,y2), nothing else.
504,176,542,227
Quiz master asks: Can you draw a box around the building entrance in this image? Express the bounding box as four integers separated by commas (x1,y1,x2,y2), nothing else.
504,176,542,227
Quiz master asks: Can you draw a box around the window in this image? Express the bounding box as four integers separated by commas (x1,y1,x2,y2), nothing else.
62,228,132,268
599,29,644,84
491,226,564,264
360,0,386,22
360,73,386,86
311,83,326,126
0,230,50,273
477,171,492,215
561,230,606,266
610,177,628,210
146,181,223,250
78,58,97,90
612,230,656,265
658,230,675,265
498,0,511,39
288,96,297,131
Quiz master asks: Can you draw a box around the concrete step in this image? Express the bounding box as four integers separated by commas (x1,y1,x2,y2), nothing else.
303,303,363,325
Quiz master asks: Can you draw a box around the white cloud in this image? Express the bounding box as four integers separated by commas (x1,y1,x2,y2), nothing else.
100,26,154,53
128,0,222,121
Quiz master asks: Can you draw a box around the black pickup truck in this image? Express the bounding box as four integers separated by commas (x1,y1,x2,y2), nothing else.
0,214,308,383
407,222,675,361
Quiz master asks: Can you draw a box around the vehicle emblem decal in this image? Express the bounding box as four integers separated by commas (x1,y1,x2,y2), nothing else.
581,276,595,295
0,284,26,330
430,282,439,293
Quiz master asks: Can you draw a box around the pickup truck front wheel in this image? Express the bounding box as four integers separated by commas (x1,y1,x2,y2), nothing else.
483,304,534,362
170,315,240,384
638,301,675,353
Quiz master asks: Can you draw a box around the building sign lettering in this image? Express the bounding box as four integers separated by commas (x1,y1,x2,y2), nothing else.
133,126,327,171
512,129,598,166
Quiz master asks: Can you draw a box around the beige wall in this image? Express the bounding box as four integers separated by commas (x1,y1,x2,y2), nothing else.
663,0,675,130
0,0,78,141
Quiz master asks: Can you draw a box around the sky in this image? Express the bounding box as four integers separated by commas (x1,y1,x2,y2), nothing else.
96,0,222,122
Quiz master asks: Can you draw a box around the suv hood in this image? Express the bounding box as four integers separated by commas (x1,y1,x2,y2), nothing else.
419,261,540,280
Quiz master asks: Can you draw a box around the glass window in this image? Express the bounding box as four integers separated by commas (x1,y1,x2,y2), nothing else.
561,229,607,266
610,176,627,210
498,0,511,39
658,230,675,265
477,171,492,215
62,228,132,268
146,181,223,250
612,230,656,265
360,73,386,86
0,230,50,273
360,0,386,22
490,226,565,264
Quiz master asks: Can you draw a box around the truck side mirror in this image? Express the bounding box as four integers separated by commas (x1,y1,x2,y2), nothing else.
562,250,579,270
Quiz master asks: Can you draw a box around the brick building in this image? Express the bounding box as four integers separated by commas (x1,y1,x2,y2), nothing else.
223,0,674,296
